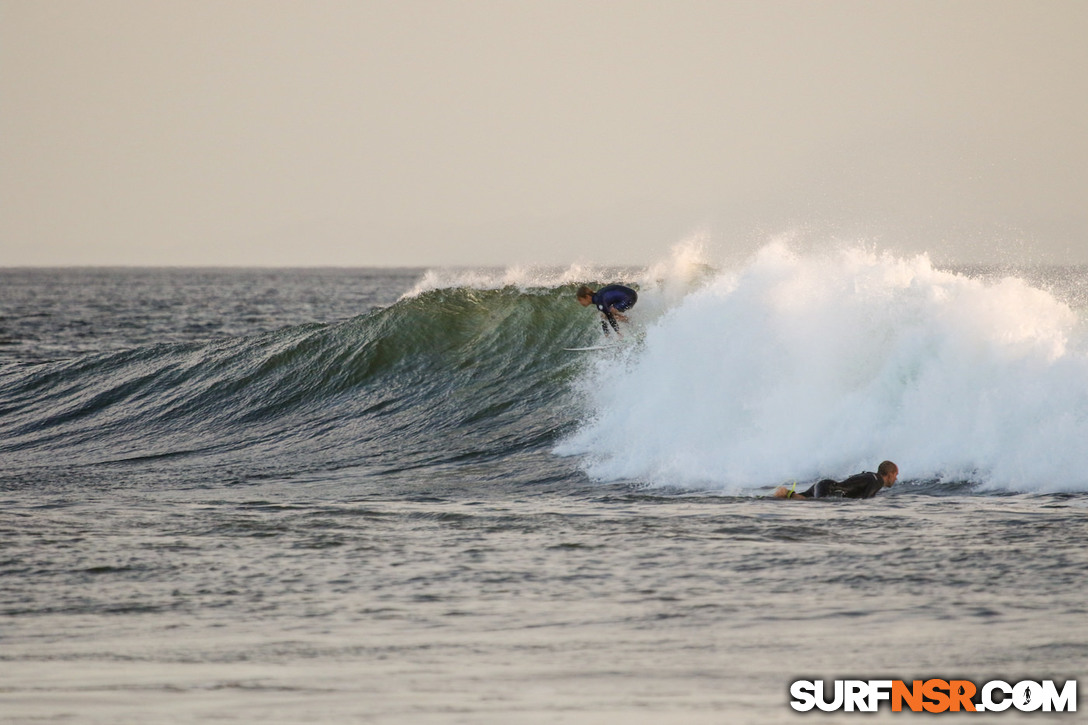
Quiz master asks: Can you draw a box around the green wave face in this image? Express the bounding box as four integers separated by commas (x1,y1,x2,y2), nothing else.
0,285,605,482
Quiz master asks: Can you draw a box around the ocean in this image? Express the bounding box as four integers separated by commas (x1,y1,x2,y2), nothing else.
2,244,1086,723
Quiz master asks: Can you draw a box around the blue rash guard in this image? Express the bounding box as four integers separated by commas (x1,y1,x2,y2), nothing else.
592,284,638,334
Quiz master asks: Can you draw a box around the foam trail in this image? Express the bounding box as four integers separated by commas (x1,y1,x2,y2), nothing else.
558,242,1088,493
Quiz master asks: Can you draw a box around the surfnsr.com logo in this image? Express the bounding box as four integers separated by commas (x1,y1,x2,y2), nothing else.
790,679,1077,713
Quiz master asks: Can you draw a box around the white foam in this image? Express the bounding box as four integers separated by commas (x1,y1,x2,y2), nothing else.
558,241,1088,493
401,263,639,298
400,231,719,304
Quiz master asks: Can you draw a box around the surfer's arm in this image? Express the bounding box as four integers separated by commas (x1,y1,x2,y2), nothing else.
600,309,622,335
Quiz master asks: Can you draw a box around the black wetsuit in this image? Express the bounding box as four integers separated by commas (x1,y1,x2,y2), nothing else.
592,284,638,334
798,472,885,499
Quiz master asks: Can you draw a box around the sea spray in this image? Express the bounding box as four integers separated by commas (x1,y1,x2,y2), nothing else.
402,234,719,331
402,264,638,299
559,242,1088,493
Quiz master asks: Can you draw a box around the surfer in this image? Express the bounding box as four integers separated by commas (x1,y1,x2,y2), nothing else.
576,284,638,336
772,461,899,500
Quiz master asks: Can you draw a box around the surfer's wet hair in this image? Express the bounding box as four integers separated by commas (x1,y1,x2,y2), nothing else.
878,460,898,477
576,285,593,300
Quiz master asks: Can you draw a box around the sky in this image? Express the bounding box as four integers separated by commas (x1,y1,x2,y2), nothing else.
2,0,1086,267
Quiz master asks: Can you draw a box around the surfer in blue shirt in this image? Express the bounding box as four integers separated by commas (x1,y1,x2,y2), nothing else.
576,284,638,336
772,461,898,500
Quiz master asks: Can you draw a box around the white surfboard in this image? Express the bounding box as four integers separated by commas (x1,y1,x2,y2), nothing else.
563,344,622,351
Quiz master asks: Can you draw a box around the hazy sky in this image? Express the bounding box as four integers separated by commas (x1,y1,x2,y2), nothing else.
2,0,1086,267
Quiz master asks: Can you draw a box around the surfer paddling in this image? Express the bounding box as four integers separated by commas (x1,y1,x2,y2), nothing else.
773,461,899,500
576,284,638,337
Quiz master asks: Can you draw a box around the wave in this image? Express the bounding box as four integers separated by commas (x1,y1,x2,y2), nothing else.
558,242,1088,493
0,285,608,480
4,240,1088,495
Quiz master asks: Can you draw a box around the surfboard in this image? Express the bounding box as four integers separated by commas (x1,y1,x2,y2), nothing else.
563,344,621,351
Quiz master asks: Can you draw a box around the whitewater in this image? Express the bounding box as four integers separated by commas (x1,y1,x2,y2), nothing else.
1,244,1086,723
563,242,1088,492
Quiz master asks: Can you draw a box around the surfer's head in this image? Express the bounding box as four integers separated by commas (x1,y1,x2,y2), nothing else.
576,286,594,306
877,460,899,487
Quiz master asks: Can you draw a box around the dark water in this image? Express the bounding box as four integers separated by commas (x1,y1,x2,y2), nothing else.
1,265,1086,723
